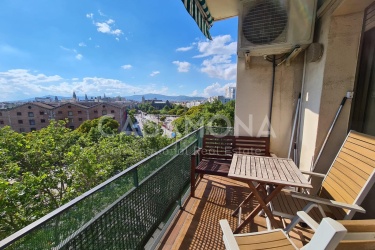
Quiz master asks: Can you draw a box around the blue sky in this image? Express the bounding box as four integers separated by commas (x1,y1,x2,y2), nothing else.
0,0,238,102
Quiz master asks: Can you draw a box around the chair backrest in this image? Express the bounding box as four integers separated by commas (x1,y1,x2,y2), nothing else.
318,131,375,219
202,135,270,160
302,217,347,250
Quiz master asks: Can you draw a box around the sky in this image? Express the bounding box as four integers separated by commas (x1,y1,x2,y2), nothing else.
0,0,238,102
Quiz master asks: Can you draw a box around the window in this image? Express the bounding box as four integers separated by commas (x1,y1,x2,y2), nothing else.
28,112,34,117
94,110,98,113
18,120,23,124
0,120,4,125
68,111,73,116
19,128,25,132
111,110,115,113
17,112,22,116
78,110,82,114
30,128,36,132
68,105,71,108
102,110,107,115
28,106,32,109
69,126,74,130
0,112,2,116
29,120,35,125
78,118,83,121
40,111,45,115
69,118,73,123
41,119,46,123
58,111,63,114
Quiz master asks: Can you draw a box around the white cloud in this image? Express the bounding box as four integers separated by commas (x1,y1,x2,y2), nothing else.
150,71,160,77
78,42,86,47
201,55,236,80
172,61,191,73
116,37,120,41
95,19,123,36
98,10,106,16
202,82,236,98
76,54,83,60
86,13,94,19
0,69,169,101
60,46,83,61
121,64,132,70
190,90,198,96
195,35,237,58
194,35,237,80
176,46,193,52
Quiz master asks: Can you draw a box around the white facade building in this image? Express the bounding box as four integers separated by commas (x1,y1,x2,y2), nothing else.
225,87,236,100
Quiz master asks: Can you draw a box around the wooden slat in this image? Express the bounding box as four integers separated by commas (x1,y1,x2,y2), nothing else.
235,230,295,250
349,131,375,145
339,148,375,168
321,178,352,203
329,162,364,194
229,155,312,188
336,152,373,179
260,157,268,179
245,155,251,177
337,219,375,232
229,154,238,176
343,142,375,165
347,136,375,151
327,167,361,199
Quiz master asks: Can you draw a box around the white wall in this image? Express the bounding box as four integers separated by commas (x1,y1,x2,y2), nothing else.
234,55,303,157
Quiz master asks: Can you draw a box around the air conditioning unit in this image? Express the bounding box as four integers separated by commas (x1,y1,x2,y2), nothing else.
238,0,317,57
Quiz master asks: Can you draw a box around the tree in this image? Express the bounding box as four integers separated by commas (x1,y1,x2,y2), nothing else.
0,118,172,240
159,115,166,122
142,120,163,136
172,101,235,135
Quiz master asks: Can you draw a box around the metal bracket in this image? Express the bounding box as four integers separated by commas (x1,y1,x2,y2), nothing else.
245,52,251,69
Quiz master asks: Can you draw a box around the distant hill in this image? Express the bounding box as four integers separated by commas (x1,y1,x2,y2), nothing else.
124,94,206,102
11,94,205,103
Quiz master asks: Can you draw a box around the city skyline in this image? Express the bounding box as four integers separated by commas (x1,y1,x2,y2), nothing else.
0,0,238,102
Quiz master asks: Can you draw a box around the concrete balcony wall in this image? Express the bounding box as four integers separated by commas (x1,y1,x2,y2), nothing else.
234,54,303,157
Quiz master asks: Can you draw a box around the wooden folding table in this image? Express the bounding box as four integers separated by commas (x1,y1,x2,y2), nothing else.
229,154,312,233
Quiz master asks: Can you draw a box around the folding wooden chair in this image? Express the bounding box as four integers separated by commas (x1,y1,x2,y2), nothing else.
220,211,347,250
271,131,375,232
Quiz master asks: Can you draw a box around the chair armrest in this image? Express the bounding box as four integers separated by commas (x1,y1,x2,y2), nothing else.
297,211,319,231
300,170,326,178
290,192,366,213
219,220,240,250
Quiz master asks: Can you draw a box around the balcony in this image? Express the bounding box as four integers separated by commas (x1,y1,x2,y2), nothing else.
0,127,319,249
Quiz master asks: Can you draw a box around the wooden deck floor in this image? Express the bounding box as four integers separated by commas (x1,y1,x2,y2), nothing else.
158,175,314,250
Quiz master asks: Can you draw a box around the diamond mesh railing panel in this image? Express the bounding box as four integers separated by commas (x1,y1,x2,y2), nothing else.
2,128,203,249
59,142,195,249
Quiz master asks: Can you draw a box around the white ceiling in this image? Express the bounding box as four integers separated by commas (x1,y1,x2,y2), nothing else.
206,0,239,21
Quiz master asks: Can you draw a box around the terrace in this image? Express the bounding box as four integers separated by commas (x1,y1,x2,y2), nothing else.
0,127,316,249
1,0,375,249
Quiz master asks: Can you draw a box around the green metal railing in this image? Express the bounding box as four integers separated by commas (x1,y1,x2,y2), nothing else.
0,127,233,249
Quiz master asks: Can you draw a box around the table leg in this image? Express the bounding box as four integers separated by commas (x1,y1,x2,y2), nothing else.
232,183,262,217
234,184,284,234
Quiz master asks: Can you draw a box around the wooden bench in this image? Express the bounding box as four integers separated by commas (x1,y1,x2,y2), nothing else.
190,135,270,197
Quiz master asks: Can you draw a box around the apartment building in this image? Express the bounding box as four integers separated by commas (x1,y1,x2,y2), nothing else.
0,102,127,132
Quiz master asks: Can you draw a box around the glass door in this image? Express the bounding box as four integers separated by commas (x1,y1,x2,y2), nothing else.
351,25,375,135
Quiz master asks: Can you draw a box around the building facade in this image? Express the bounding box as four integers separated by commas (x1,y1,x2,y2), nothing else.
0,102,127,132
225,87,236,100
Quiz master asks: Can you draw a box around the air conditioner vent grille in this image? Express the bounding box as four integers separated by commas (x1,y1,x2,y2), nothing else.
242,0,288,45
